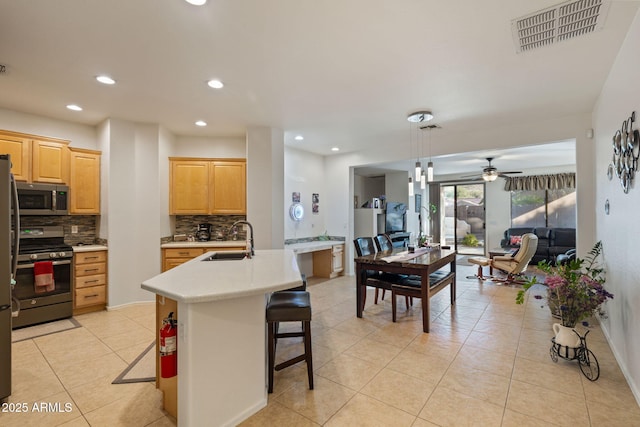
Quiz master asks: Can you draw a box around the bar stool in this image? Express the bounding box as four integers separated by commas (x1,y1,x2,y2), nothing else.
266,291,313,393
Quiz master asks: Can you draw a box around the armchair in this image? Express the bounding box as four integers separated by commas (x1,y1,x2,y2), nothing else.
491,233,538,283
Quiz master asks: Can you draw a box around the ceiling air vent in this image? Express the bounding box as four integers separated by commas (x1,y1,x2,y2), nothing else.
512,0,610,53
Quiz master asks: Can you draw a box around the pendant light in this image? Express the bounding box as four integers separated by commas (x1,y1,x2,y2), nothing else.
420,169,426,189
408,176,414,197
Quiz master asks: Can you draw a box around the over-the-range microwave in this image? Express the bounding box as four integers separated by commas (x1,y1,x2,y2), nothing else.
16,182,69,215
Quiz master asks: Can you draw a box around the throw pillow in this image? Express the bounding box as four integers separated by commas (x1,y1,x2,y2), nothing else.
509,235,522,246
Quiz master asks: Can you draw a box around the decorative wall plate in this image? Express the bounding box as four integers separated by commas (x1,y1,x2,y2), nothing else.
611,111,637,193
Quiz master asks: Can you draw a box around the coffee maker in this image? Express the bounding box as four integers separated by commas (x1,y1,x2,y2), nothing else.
195,223,212,241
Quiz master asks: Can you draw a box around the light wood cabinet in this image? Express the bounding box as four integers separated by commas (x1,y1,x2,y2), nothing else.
0,131,31,181
161,245,245,272
210,161,246,214
169,158,246,215
31,139,70,183
69,148,101,214
0,130,70,183
312,243,345,278
73,250,108,314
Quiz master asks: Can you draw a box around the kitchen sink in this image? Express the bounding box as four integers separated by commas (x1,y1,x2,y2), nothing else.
202,252,249,261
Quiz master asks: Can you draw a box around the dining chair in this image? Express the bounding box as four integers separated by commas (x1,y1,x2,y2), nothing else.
373,234,413,306
353,237,410,312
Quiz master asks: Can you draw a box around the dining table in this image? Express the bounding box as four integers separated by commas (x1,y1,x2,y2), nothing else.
354,246,457,332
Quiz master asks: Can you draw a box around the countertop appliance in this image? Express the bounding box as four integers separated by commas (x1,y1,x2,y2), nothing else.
16,182,69,215
1,154,20,401
11,226,73,329
196,223,212,241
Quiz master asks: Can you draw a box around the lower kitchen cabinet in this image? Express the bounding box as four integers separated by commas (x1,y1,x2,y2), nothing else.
161,244,245,272
73,249,108,315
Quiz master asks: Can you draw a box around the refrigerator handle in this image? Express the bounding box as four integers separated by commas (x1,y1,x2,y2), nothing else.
10,172,20,281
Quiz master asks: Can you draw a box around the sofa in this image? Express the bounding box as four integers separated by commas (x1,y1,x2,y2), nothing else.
500,227,575,264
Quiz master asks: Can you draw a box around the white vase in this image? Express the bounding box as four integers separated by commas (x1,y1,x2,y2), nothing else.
553,323,581,348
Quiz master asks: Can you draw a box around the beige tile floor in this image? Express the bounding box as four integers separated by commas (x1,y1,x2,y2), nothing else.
4,262,640,426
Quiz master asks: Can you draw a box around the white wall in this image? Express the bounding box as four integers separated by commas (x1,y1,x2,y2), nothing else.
354,175,385,207
592,8,640,404
104,119,162,307
0,108,97,149
172,136,245,158
284,146,326,240
246,127,284,249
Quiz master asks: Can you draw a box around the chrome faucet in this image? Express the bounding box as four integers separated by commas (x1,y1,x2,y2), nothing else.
230,220,254,257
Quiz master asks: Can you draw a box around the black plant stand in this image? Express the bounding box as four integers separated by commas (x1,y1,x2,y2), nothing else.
550,329,600,381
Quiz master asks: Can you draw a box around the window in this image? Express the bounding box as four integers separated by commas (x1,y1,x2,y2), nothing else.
511,189,576,228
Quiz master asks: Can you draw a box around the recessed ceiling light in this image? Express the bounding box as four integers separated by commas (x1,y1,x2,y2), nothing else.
195,120,207,127
331,147,340,152
96,75,115,85
294,135,304,141
207,79,224,89
185,0,207,5
66,104,83,111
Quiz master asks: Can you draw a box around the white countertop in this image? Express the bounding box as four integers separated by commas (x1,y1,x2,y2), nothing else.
142,249,302,303
284,240,344,254
72,245,108,252
161,240,246,249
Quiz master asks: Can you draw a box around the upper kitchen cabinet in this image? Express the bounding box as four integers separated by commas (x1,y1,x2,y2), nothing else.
0,130,70,183
31,138,70,184
69,148,101,214
210,160,246,214
0,131,31,181
169,158,246,215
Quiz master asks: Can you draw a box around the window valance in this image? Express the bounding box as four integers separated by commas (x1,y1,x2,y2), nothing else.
504,172,576,191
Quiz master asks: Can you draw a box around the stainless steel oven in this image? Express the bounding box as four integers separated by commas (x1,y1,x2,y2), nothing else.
16,182,69,215
11,226,72,329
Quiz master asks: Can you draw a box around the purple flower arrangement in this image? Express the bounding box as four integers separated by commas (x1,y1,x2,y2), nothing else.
516,241,613,327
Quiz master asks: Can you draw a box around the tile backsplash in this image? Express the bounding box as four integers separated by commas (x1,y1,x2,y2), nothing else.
20,215,99,246
171,215,247,241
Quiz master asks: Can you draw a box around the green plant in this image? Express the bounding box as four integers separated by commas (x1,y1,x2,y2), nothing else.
461,233,479,247
516,241,613,327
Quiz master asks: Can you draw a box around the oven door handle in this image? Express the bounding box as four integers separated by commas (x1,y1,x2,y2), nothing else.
17,259,72,269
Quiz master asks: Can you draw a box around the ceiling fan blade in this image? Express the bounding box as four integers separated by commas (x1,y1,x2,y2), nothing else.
460,173,481,179
498,171,522,175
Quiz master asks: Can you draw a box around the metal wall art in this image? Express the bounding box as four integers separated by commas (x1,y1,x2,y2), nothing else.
610,111,639,193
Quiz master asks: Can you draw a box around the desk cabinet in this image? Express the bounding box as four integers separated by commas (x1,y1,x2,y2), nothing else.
312,243,344,278
73,250,108,314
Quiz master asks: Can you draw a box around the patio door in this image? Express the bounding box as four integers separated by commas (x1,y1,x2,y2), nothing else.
441,183,485,255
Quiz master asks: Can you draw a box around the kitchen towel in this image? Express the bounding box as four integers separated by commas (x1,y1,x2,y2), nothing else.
34,261,55,293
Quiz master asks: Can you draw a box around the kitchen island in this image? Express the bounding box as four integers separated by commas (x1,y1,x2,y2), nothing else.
142,249,302,427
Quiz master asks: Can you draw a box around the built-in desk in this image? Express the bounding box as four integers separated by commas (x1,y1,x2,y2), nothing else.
285,240,344,278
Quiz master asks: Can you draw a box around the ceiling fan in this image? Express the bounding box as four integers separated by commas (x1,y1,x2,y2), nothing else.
461,157,522,182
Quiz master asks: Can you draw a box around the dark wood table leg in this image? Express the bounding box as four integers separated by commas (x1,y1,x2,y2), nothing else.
356,263,363,318
421,270,430,333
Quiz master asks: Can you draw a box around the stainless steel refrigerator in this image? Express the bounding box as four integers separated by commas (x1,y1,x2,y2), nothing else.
1,154,20,401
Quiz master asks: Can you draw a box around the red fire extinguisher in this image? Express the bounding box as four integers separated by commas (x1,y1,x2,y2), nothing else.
160,312,177,378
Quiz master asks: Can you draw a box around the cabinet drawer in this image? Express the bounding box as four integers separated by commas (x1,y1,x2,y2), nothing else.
164,248,204,258
332,244,344,253
75,251,107,264
76,273,106,289
75,286,106,307
75,262,106,276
